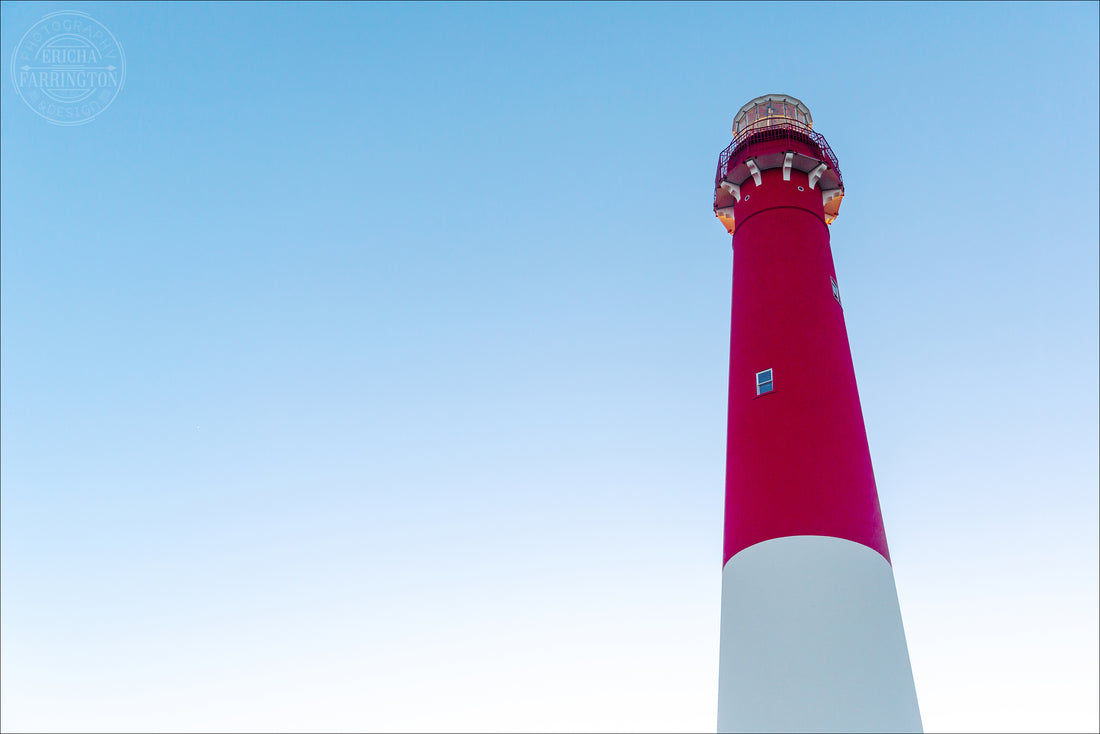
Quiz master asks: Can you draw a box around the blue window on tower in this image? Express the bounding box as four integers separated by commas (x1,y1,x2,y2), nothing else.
756,369,774,396
831,276,841,304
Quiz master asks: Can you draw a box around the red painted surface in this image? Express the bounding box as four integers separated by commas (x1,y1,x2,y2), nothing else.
721,158,890,565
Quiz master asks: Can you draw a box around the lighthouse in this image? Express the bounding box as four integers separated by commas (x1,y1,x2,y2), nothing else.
712,94,922,733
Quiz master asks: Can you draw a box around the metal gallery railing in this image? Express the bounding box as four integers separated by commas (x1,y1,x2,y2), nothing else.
714,122,843,194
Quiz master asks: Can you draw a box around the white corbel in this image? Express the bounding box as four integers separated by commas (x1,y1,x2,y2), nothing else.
821,188,843,206
720,180,741,201
808,162,827,190
782,151,794,181
715,206,736,219
745,158,762,186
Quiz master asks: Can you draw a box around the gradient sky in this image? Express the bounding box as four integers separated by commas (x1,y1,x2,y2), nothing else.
2,2,1097,732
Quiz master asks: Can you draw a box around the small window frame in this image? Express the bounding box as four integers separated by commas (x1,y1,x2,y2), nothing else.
755,368,774,396
830,276,841,305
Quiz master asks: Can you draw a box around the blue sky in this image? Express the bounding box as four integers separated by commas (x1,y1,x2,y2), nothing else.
2,2,1097,731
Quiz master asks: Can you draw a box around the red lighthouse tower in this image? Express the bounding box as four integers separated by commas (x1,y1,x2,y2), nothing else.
713,94,922,732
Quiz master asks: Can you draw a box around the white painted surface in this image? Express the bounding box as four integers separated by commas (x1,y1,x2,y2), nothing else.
717,535,922,733
807,162,827,189
745,159,762,186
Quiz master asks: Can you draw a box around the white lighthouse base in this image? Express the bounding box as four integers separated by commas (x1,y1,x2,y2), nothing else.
717,535,922,733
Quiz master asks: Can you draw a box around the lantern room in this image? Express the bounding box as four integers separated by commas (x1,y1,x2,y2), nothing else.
732,94,813,142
